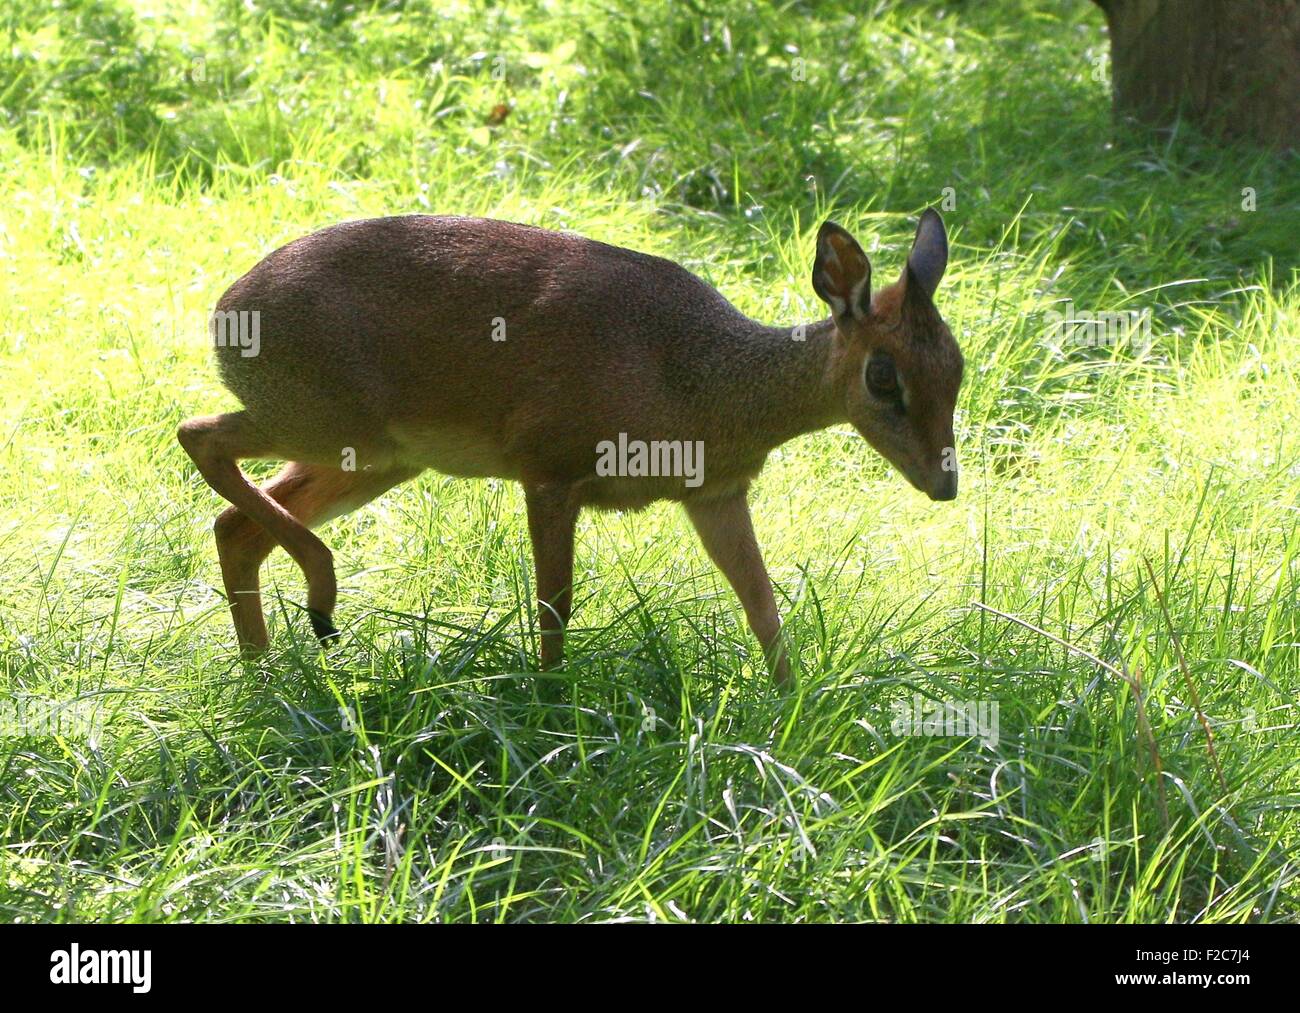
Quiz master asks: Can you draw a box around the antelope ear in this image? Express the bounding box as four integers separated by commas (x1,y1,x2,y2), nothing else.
905,207,948,301
812,220,871,321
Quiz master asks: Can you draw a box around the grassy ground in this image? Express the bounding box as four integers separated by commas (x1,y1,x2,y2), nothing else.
1,0,1297,922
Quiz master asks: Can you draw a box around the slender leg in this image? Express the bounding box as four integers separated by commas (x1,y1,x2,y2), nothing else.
178,411,414,649
211,461,417,651
524,483,579,669
685,492,790,685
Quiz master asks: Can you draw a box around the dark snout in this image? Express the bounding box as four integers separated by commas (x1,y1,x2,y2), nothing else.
928,469,958,502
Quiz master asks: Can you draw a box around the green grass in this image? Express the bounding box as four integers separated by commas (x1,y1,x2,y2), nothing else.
1,0,1298,922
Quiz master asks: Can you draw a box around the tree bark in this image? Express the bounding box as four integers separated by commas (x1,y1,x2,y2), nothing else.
1093,0,1300,150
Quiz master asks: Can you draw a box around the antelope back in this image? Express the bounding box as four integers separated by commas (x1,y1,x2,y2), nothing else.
211,216,764,487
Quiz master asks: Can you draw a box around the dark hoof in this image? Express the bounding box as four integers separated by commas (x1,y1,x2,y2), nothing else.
308,609,341,643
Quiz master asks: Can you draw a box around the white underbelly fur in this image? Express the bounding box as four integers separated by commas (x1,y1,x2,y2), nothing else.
386,421,518,478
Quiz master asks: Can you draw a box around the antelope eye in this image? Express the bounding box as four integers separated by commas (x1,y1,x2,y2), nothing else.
865,357,898,398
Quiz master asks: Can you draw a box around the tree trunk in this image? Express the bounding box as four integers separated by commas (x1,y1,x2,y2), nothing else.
1093,0,1300,149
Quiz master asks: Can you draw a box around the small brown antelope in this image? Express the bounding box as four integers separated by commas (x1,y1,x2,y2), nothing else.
179,210,961,683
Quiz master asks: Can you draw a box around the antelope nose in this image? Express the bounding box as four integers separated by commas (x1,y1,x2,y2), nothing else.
929,470,958,502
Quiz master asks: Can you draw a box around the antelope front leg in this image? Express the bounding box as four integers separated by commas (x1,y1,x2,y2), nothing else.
685,492,791,685
525,483,579,669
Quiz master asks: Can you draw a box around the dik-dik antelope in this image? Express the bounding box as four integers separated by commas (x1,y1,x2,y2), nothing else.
178,210,962,683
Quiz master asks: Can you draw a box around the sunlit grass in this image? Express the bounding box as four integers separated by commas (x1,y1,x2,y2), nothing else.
0,0,1297,922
